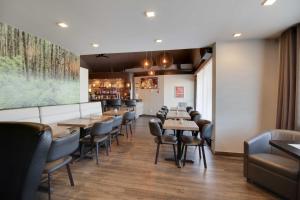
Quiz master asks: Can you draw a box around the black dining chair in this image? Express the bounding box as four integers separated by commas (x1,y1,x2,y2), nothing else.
80,119,113,165
121,111,135,138
148,119,177,164
110,115,123,146
43,129,80,200
186,106,193,113
190,111,201,121
0,122,52,200
181,119,213,169
107,99,122,110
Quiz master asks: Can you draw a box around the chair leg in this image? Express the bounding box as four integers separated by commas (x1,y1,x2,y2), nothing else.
172,144,177,165
80,143,85,159
47,173,51,200
115,133,119,145
120,125,123,135
201,145,207,168
198,145,202,160
125,125,128,138
109,134,112,152
95,143,99,165
155,143,160,164
105,140,109,156
183,145,188,167
129,124,133,136
66,164,74,186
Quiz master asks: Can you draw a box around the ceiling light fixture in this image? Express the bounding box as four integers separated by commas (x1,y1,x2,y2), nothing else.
261,0,277,6
145,11,156,18
143,51,153,69
233,33,242,38
57,22,68,28
91,43,99,48
155,39,162,43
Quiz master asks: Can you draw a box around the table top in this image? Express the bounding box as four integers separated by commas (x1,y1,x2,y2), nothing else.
269,140,300,160
163,119,199,131
49,124,79,138
57,116,111,128
170,107,186,112
166,111,191,120
103,108,129,116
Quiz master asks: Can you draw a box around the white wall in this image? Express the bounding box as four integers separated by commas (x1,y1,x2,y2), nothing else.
80,67,89,103
163,75,195,108
134,74,194,115
213,39,279,153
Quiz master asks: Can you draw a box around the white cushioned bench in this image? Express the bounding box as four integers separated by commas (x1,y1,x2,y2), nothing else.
79,102,102,118
0,107,40,123
39,104,80,124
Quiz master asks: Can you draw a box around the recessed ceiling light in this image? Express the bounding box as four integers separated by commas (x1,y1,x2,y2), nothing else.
145,11,156,18
155,39,162,43
233,33,242,38
261,0,277,6
57,22,68,28
91,43,99,48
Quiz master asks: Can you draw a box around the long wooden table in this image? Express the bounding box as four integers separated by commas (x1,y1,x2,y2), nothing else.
103,109,129,116
163,119,199,167
50,125,79,138
170,107,186,112
57,115,111,129
166,111,191,120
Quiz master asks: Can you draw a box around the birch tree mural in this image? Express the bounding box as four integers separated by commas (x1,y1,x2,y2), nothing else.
0,22,80,109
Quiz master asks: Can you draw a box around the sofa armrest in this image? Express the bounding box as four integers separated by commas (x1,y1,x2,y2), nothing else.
244,132,271,155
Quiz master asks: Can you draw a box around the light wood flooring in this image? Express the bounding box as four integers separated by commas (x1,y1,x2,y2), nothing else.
38,117,279,200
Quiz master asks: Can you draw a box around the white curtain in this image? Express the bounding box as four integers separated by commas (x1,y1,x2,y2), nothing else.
196,59,212,121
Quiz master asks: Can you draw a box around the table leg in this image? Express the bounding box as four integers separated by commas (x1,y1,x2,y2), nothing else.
176,130,182,168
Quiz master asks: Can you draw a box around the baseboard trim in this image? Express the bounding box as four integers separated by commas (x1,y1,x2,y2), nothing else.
214,151,244,157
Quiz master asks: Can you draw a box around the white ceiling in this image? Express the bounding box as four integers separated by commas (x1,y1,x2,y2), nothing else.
0,0,299,55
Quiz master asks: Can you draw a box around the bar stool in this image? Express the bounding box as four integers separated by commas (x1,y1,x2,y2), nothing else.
80,119,113,165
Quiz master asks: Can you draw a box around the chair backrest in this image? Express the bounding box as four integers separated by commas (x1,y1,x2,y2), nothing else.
0,107,41,123
186,106,193,113
0,122,52,200
156,112,165,124
125,99,136,107
191,114,201,122
113,115,123,128
107,99,122,107
196,119,213,139
47,130,80,162
91,119,114,136
123,111,135,121
161,106,168,112
149,119,162,137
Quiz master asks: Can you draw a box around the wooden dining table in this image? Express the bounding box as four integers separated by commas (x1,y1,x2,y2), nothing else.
103,108,129,116
166,111,191,120
163,119,199,167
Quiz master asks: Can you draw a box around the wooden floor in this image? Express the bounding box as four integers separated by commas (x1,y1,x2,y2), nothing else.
38,117,278,200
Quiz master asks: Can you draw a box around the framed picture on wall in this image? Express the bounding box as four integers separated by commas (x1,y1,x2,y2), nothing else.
175,86,184,98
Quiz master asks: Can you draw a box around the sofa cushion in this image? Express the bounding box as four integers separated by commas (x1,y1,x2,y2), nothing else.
0,107,40,123
249,153,299,180
79,102,102,118
39,104,80,124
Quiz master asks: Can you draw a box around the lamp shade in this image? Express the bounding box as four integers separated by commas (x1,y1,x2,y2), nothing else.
156,52,173,68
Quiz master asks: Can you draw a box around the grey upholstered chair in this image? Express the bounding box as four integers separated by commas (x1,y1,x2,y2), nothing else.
121,111,135,138
190,111,201,122
43,129,80,200
110,115,123,146
0,122,52,200
148,119,177,164
186,106,193,113
244,129,300,200
80,119,113,164
181,119,212,169
125,99,136,111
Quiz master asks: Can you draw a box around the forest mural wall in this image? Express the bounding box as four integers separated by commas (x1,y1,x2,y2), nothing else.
0,22,80,109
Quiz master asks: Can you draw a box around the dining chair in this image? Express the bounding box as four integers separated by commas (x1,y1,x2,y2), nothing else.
110,115,123,146
125,99,136,111
181,119,213,169
186,106,193,113
43,129,80,200
80,119,113,165
148,119,177,164
121,111,135,138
